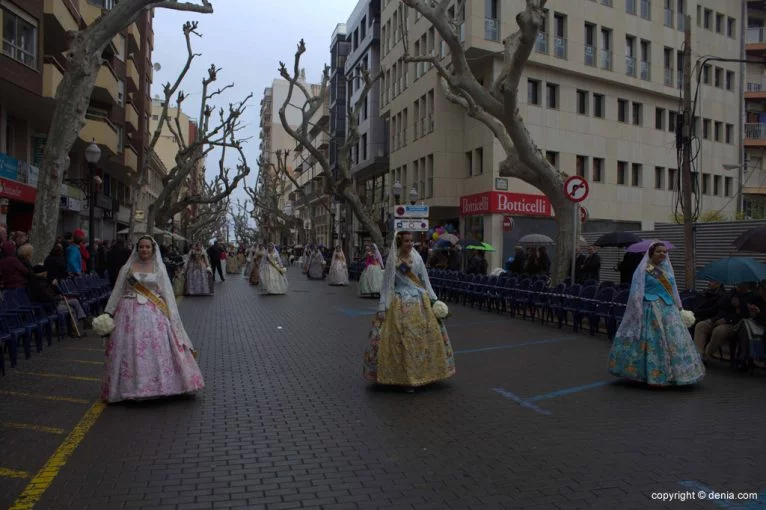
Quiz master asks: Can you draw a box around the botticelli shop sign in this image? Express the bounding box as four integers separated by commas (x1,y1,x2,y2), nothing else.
460,191,552,217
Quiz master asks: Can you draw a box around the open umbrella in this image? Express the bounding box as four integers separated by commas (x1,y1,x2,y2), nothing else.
439,233,459,245
459,238,482,248
732,225,766,253
593,231,642,248
433,238,453,249
626,239,675,253
697,257,766,285
518,233,554,246
465,242,495,252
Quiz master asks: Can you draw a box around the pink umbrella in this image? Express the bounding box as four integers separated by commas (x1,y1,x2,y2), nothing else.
626,239,675,253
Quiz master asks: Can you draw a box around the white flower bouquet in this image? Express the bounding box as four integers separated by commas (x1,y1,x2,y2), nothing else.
432,300,449,320
92,313,115,337
680,309,696,328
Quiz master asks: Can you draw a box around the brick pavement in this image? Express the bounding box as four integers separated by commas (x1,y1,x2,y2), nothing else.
8,268,766,509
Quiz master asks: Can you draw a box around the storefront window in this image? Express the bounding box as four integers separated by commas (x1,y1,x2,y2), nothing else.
464,215,484,241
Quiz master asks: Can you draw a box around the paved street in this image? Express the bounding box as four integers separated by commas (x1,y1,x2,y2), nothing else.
2,267,766,509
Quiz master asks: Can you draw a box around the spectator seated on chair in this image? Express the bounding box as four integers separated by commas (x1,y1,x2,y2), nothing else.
733,283,766,371
27,264,87,326
693,282,756,363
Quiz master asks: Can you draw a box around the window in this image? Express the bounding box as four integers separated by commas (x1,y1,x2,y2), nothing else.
715,13,724,34
714,121,722,142
703,9,712,30
702,64,711,85
426,154,434,198
725,177,733,196
553,13,567,59
618,99,629,122
714,175,721,196
663,47,673,86
702,118,711,139
600,28,612,70
726,123,733,144
668,111,677,133
726,70,734,91
117,80,125,106
656,107,665,130
664,0,673,27
577,89,589,115
527,79,541,105
640,0,650,20
592,158,604,182
546,151,559,169
617,161,628,185
576,155,588,178
668,168,678,190
655,167,665,189
625,35,636,77
631,163,642,187
593,93,605,118
475,147,484,175
639,40,650,80
362,133,368,160
632,102,642,126
727,17,736,38
696,5,701,27
702,173,710,194
626,0,636,15
584,23,596,66
714,67,723,88
1,7,37,67
465,150,472,177
546,82,559,109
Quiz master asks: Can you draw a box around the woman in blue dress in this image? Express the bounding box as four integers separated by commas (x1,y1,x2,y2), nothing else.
608,242,705,386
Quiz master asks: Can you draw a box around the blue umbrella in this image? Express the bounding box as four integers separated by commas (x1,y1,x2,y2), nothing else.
434,238,453,249
696,257,766,285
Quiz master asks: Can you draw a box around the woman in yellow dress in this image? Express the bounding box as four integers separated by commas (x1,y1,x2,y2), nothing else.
363,231,455,390
249,244,265,286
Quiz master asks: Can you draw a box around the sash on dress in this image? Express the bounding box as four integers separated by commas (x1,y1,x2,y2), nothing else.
646,264,674,297
268,255,285,274
127,273,170,318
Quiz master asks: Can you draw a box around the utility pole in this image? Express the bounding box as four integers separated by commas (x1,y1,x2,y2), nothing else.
681,14,695,291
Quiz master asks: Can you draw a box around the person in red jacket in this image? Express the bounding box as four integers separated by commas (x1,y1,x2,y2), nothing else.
74,229,89,273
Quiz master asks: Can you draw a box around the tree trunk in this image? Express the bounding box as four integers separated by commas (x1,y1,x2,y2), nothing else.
550,195,575,284
341,189,384,249
146,203,157,237
29,36,102,262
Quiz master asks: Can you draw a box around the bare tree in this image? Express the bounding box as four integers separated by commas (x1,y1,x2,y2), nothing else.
145,64,253,235
30,0,215,260
230,200,259,245
402,0,575,282
186,195,228,244
245,154,303,243
278,41,386,249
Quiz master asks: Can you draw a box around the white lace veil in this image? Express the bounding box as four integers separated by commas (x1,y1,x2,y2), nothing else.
615,242,682,342
106,235,195,351
184,244,209,270
372,243,384,268
379,231,436,312
334,246,346,264
261,245,283,270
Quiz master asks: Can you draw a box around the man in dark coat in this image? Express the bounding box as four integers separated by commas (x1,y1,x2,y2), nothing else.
207,240,225,282
106,239,131,288
579,245,601,282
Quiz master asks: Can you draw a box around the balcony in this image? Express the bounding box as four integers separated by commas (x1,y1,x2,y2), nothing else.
664,68,673,86
625,56,636,77
79,113,119,155
126,57,139,91
584,44,595,66
747,27,766,55
745,123,766,146
79,0,102,25
554,37,567,59
42,57,65,99
600,50,612,70
125,145,138,173
485,18,499,41
535,33,548,54
93,63,120,105
126,102,139,131
44,0,80,32
127,22,141,53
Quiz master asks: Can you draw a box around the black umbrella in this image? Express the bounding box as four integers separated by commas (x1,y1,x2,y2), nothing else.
732,225,766,253
593,231,642,248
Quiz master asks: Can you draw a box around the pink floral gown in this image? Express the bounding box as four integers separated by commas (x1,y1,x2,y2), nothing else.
101,270,204,403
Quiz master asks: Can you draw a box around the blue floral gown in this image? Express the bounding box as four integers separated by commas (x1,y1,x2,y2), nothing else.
608,269,705,386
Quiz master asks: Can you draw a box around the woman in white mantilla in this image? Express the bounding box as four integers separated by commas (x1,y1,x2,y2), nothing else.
259,242,288,295
102,235,204,403
358,243,384,297
184,242,213,296
363,231,455,389
307,247,326,280
328,245,349,286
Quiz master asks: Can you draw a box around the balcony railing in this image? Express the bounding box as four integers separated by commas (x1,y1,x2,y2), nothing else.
535,33,548,54
664,68,673,86
485,18,499,41
747,80,766,92
640,61,650,80
584,44,595,66
625,56,636,77
747,27,766,44
600,50,612,70
554,36,567,59
745,123,766,139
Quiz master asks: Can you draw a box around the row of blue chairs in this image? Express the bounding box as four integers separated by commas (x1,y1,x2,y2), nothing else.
0,273,111,374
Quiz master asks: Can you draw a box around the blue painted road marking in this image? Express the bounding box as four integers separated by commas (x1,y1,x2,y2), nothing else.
455,336,578,354
678,480,766,508
494,380,612,416
492,388,552,416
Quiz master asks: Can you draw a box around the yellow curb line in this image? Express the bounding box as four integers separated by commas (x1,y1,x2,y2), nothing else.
0,422,65,435
9,401,105,510
59,359,104,366
14,371,100,382
62,347,103,353
0,468,30,479
0,391,90,405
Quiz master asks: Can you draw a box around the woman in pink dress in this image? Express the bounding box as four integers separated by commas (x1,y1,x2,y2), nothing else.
101,236,204,403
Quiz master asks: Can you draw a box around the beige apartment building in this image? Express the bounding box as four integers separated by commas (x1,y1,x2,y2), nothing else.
380,0,744,268
744,1,766,220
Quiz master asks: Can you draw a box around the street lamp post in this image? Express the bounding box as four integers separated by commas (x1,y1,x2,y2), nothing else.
392,179,403,204
84,141,101,272
408,186,419,205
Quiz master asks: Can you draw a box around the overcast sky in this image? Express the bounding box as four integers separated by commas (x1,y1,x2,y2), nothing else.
151,0,359,226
